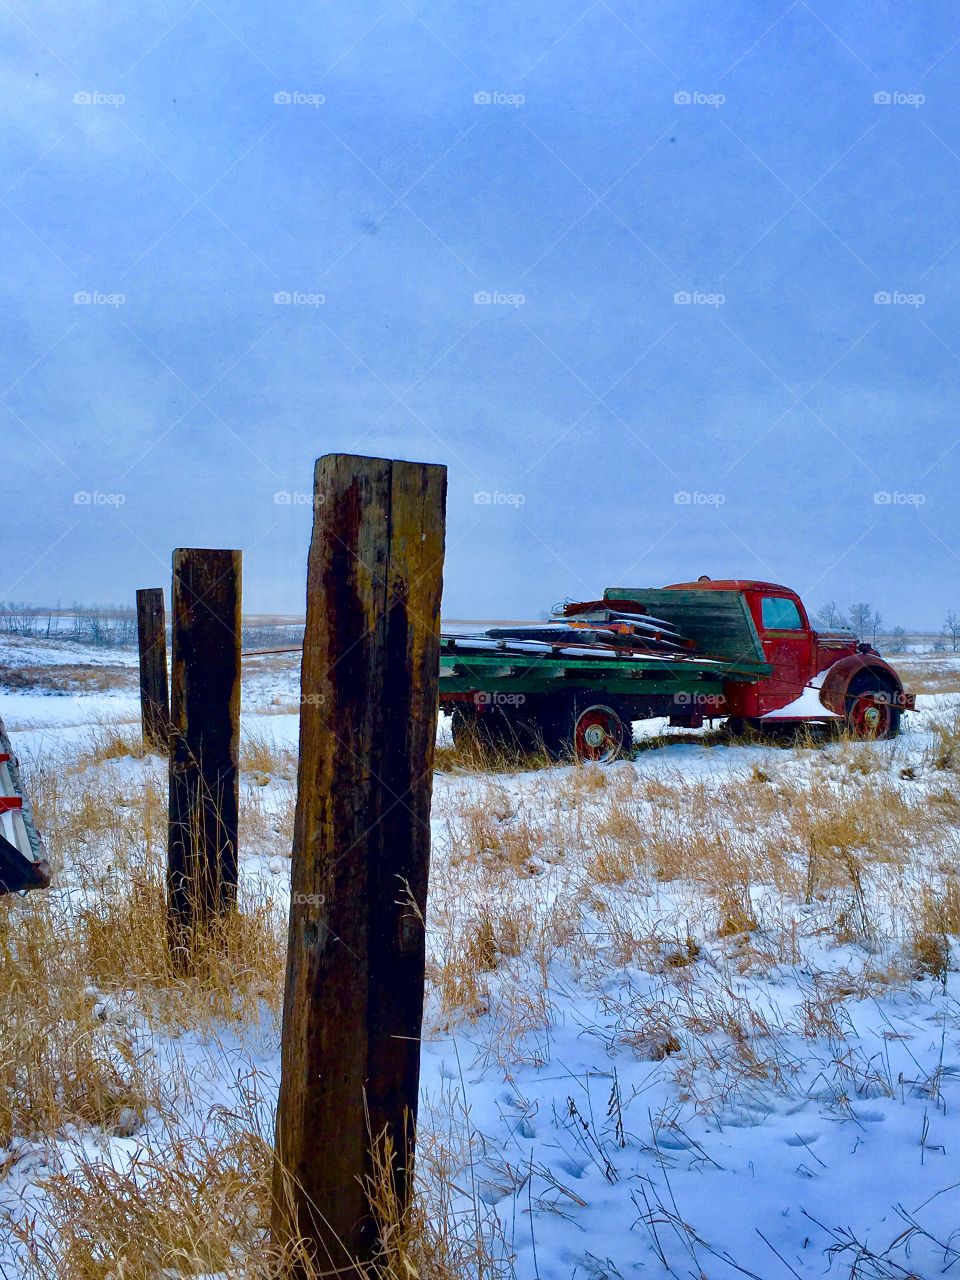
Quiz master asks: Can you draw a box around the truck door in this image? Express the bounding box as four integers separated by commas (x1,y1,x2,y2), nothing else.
756,594,812,714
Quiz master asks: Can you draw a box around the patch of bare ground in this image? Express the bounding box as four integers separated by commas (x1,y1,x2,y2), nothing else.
0,663,136,693
895,655,960,695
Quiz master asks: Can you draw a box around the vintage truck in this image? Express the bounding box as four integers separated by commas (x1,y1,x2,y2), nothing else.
438,579,915,761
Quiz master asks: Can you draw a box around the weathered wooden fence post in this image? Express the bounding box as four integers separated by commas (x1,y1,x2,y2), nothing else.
136,587,169,753
166,548,242,958
272,454,446,1274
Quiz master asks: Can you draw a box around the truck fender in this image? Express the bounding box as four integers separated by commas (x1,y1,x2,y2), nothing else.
816,654,908,717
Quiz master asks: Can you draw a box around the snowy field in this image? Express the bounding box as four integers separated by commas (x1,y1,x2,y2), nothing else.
2,640,960,1278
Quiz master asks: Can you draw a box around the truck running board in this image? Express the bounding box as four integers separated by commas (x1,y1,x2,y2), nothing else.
0,716,51,894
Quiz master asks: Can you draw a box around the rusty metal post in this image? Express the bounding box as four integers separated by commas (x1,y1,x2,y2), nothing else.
136,587,169,753
271,454,446,1274
166,548,242,958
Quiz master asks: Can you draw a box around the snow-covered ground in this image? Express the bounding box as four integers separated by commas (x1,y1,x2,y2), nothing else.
1,641,960,1278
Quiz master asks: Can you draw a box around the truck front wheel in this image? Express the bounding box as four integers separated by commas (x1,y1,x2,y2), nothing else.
845,673,901,740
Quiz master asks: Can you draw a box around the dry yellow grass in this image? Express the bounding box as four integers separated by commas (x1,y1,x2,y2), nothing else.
0,736,288,1160
0,664,137,695
240,731,297,780
427,708,960,1118
75,721,147,766
434,735,552,776
10,1082,278,1279
894,656,960,696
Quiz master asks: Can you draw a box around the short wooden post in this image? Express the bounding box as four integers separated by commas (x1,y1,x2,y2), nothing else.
166,548,242,956
136,587,169,753
271,455,446,1274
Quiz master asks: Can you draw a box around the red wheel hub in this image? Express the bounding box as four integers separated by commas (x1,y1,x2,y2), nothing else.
848,693,891,739
574,705,624,762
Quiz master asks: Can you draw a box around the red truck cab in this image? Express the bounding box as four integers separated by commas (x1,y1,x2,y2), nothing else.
664,579,914,736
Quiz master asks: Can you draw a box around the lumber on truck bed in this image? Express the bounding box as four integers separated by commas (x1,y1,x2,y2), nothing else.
483,621,689,654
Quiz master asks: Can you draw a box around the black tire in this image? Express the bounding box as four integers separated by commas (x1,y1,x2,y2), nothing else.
844,671,901,740
725,716,751,738
451,705,508,751
726,715,771,738
546,695,634,763
450,704,539,755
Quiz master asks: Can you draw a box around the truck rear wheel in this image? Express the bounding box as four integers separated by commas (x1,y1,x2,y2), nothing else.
845,673,901,740
450,705,509,751
548,697,633,763
450,705,540,755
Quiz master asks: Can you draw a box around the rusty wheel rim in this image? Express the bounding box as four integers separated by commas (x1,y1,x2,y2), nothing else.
849,694,891,739
574,705,623,762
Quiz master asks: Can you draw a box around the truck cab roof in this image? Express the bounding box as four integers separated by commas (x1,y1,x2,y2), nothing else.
664,580,795,595
661,580,810,637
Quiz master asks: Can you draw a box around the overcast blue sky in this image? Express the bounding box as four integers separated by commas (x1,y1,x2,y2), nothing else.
3,0,959,626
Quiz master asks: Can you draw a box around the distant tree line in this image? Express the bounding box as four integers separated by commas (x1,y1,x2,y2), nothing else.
0,601,305,654
240,622,305,650
0,602,137,648
816,600,959,654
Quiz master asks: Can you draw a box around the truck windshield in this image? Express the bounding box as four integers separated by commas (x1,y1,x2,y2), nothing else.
761,596,802,630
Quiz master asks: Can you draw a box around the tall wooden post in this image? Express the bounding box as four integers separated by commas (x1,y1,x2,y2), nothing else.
272,455,446,1274
166,548,242,957
136,587,169,753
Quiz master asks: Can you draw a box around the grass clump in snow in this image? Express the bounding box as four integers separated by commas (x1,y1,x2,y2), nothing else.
0,735,287,1153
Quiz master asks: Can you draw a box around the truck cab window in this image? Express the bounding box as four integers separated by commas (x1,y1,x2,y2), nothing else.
761,596,802,630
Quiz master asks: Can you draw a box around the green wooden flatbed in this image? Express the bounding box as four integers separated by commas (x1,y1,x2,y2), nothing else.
439,647,772,698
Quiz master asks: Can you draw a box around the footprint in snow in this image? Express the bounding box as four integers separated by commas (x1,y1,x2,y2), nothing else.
499,1089,529,1110
556,1155,590,1179
784,1132,821,1147
477,1180,513,1206
655,1134,693,1150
